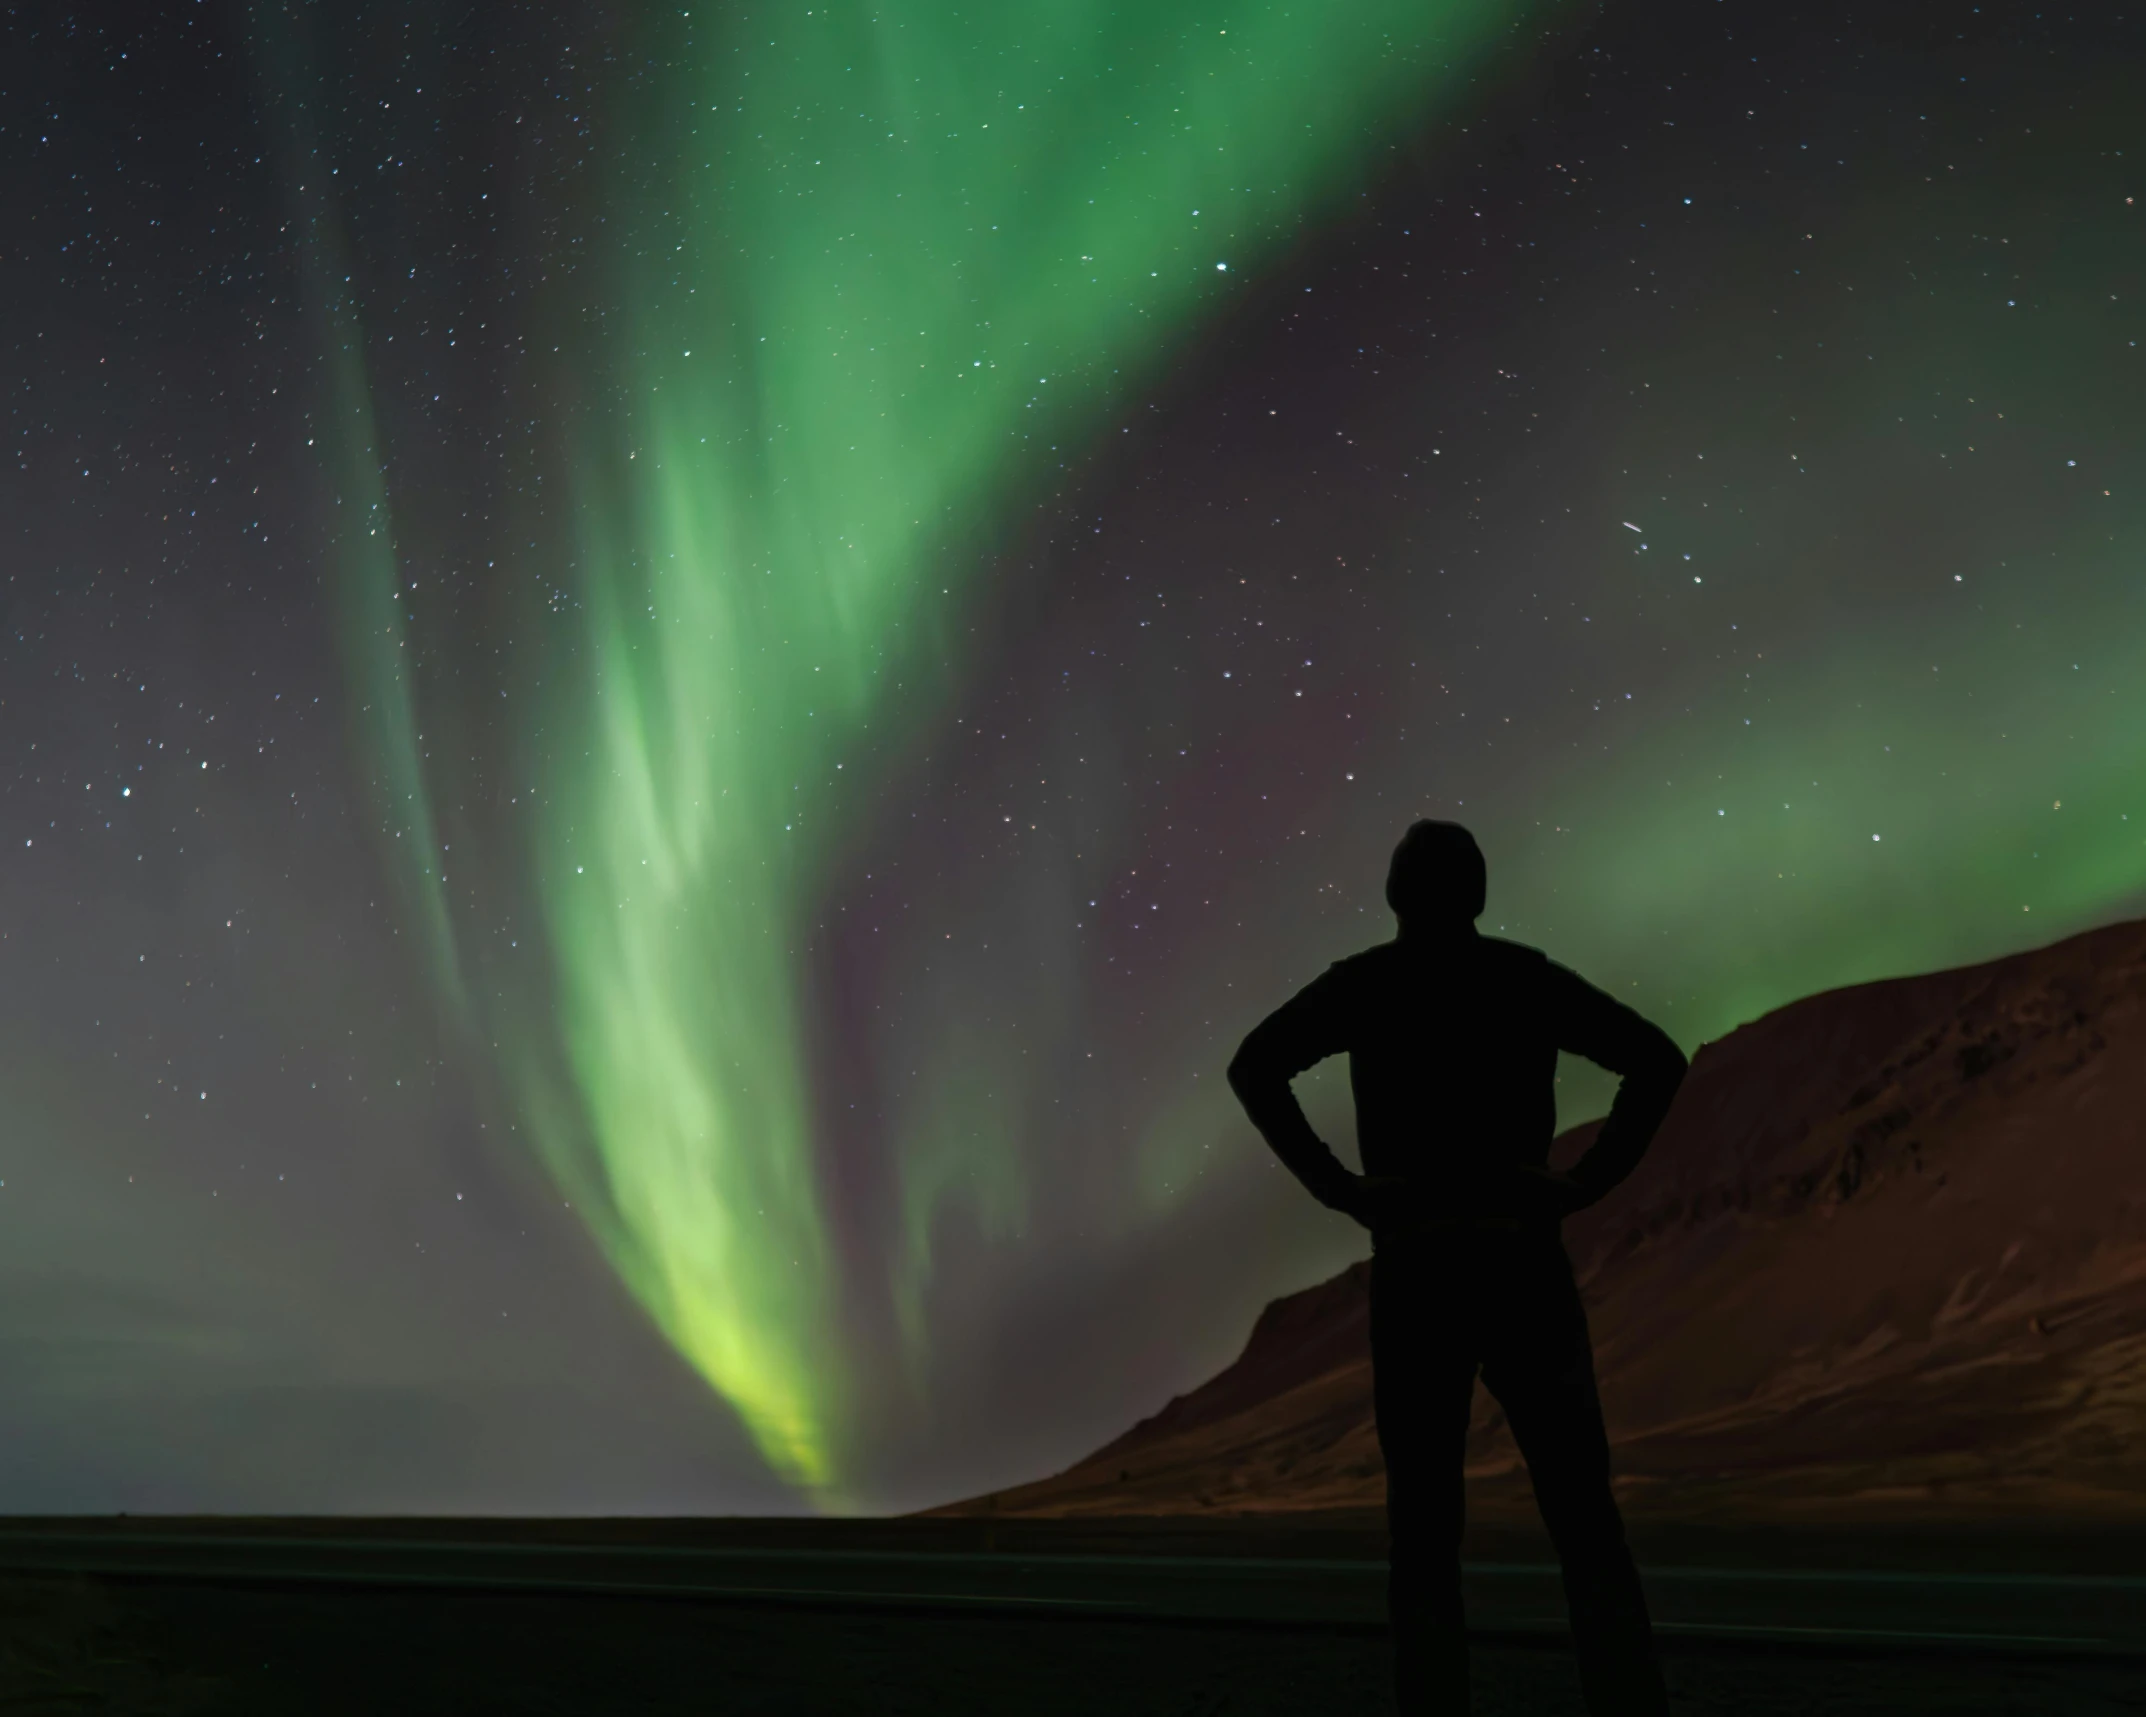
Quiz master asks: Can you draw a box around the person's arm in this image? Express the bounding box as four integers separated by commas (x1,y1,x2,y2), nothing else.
1226,967,1363,1216
1545,962,1688,1207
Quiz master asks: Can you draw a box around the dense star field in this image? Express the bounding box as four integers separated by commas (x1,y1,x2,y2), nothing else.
2,0,2140,1511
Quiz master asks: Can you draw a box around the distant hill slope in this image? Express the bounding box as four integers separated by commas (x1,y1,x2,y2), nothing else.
930,920,2146,1522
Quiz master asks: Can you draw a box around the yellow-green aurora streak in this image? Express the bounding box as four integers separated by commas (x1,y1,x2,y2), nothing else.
318,1,1544,1493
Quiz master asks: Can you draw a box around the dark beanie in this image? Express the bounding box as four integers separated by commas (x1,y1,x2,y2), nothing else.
1385,820,1486,924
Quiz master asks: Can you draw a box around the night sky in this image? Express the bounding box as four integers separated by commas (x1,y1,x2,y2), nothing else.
3,0,2140,1513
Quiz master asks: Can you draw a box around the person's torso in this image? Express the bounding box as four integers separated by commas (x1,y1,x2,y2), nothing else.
1331,934,1562,1188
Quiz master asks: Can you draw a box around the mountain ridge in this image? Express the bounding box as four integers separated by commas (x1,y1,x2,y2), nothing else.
928,918,2146,1522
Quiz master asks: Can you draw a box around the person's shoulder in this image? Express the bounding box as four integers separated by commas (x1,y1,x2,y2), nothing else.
1476,935,1579,997
1314,938,1428,997
1323,940,1400,980
1476,934,1552,970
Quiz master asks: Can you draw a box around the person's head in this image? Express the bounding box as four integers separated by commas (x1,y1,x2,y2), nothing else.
1385,820,1485,931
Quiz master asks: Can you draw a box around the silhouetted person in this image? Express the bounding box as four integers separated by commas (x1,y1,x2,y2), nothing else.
1227,820,1686,1717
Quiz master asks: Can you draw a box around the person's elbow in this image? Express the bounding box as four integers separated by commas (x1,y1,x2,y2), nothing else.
1225,1038,1263,1106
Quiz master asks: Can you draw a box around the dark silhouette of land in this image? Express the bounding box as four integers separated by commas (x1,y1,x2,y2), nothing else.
1,1515,2142,1713
1224,821,1687,1715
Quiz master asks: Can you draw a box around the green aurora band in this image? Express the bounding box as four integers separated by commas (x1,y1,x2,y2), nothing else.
306,1,1546,1494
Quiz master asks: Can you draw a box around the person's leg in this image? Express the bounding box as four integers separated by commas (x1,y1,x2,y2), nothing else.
1480,1243,1666,1717
1370,1246,1479,1716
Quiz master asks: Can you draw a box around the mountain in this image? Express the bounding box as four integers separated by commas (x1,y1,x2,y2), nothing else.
931,919,2146,1522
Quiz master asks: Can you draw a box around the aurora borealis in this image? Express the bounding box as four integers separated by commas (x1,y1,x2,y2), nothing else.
295,0,1545,1493
3,0,2141,1511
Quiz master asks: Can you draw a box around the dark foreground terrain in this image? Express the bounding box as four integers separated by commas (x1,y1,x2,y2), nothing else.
0,1517,2137,1714
1,1575,2140,1716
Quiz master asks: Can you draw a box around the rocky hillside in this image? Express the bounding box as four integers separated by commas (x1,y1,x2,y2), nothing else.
931,919,2146,1521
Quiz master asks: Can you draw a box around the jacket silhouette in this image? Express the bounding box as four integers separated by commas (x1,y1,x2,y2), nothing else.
1228,820,1685,1717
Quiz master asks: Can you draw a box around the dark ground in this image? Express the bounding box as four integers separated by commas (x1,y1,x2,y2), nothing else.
0,1573,2140,1716
0,1517,2139,1713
